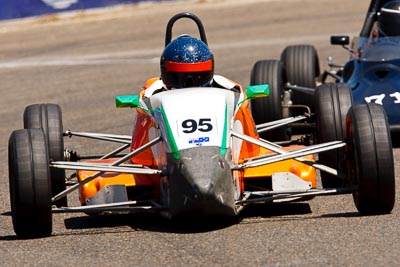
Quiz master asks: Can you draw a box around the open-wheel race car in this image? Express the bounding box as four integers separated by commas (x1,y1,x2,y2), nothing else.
254,0,400,142
8,12,395,239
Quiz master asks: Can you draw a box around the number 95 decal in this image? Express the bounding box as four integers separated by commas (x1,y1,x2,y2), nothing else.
177,118,217,136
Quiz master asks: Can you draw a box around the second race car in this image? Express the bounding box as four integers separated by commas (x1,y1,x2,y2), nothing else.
254,0,400,142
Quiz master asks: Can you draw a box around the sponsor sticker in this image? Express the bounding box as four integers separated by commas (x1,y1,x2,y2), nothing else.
188,137,210,145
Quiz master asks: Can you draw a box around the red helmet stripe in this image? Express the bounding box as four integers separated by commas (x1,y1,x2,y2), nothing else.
166,60,213,72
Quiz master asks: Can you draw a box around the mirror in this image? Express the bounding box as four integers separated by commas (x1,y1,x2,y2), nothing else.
245,84,270,99
331,35,350,46
115,94,140,108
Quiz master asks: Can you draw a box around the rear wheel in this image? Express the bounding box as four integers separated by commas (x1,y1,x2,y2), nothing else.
346,104,395,215
24,103,67,207
9,129,52,238
250,60,289,141
314,83,353,188
281,45,320,113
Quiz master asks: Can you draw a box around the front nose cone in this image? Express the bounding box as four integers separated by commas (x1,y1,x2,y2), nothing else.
166,146,237,217
194,178,213,195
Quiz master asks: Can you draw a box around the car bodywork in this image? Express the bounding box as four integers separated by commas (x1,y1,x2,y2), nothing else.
7,12,395,239
322,0,400,134
263,0,400,138
71,86,317,218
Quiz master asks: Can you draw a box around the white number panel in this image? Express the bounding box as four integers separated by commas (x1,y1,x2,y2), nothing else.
176,117,218,136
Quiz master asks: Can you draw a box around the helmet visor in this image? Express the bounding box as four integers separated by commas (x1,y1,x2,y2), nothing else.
167,71,213,89
164,59,213,88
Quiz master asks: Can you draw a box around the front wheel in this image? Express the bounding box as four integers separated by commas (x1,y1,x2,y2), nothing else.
24,103,67,207
315,83,353,188
9,129,52,238
346,104,395,215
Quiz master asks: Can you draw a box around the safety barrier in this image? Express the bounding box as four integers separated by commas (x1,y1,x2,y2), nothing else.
0,0,169,20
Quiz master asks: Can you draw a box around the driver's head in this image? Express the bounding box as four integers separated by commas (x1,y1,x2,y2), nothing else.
378,1,400,36
160,35,214,89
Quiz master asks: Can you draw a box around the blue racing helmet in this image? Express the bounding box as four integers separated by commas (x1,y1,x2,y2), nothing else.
160,35,214,89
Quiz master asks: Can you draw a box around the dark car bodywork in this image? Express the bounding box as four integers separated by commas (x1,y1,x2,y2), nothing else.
331,0,400,133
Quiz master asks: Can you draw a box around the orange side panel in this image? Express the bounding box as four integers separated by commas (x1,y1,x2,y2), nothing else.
242,146,317,188
234,101,261,159
77,159,156,204
130,110,156,166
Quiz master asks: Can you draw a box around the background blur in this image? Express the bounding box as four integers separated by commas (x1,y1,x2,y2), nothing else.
0,0,179,20
1,1,399,266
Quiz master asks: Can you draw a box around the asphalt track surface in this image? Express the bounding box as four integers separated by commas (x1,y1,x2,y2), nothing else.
0,0,399,266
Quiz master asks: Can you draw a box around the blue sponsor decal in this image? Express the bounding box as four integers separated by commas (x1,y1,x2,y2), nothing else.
0,0,175,21
41,0,78,9
189,137,210,145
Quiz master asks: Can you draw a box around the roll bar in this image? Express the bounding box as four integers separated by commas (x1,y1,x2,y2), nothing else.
164,12,208,47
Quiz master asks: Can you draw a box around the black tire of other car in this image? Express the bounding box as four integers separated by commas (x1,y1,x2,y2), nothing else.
250,60,290,141
9,129,52,238
346,104,395,215
281,45,320,114
315,83,353,188
24,103,67,207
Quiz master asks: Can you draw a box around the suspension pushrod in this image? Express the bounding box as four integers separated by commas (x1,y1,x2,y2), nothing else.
65,130,131,144
256,116,306,130
256,116,307,134
101,143,130,159
52,136,162,202
231,131,343,176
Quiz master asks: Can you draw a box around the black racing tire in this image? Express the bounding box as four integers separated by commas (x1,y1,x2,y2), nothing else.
281,45,320,113
8,129,52,238
315,83,353,188
24,103,67,207
346,104,395,215
250,60,290,141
